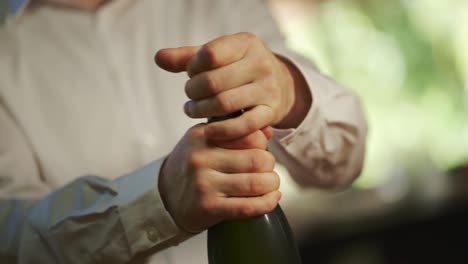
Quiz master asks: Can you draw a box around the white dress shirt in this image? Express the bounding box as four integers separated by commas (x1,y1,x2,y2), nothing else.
0,0,367,263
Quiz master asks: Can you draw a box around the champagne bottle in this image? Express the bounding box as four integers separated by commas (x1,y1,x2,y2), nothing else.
207,112,302,264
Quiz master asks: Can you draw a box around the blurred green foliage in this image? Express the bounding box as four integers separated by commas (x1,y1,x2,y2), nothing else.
275,0,468,188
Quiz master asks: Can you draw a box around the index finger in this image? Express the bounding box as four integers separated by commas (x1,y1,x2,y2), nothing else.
205,105,275,140
187,32,251,77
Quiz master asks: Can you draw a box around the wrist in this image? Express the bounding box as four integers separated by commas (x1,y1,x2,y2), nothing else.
275,56,312,129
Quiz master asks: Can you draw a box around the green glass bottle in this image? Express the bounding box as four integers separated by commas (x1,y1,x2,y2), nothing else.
207,113,302,264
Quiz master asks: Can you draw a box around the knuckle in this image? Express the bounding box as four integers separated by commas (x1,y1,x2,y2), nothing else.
216,93,234,113
244,117,259,133
257,58,274,76
189,125,205,139
239,204,256,218
204,74,219,94
248,174,264,195
265,195,278,212
240,32,258,43
249,131,268,149
244,134,261,149
207,123,226,138
187,151,205,168
201,44,220,66
249,150,264,172
184,79,193,98
270,172,281,190
264,152,276,171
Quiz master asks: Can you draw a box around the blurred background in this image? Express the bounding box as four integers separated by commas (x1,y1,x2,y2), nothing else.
267,0,468,263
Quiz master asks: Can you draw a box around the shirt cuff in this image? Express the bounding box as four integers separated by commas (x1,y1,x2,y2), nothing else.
116,159,193,255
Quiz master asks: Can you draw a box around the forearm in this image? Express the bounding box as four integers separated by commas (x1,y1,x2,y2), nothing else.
0,159,189,264
274,54,312,129
269,52,367,189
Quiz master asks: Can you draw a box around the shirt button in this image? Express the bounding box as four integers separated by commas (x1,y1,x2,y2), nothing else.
146,226,159,242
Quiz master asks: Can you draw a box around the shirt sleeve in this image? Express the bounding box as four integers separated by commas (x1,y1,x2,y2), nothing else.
220,0,368,189
0,103,190,264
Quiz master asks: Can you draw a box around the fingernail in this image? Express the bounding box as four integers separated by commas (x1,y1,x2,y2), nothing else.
184,101,193,116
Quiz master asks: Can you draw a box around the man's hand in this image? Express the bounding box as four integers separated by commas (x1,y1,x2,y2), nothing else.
158,125,281,233
155,32,304,140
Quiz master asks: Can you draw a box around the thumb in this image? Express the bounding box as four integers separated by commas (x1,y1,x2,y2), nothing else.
155,46,200,73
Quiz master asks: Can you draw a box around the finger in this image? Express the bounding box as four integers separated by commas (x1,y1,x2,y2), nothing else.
215,190,282,219
205,105,275,140
215,172,280,197
261,126,273,141
187,32,251,77
155,46,201,73
212,129,269,150
184,82,261,118
208,148,275,173
185,59,257,100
